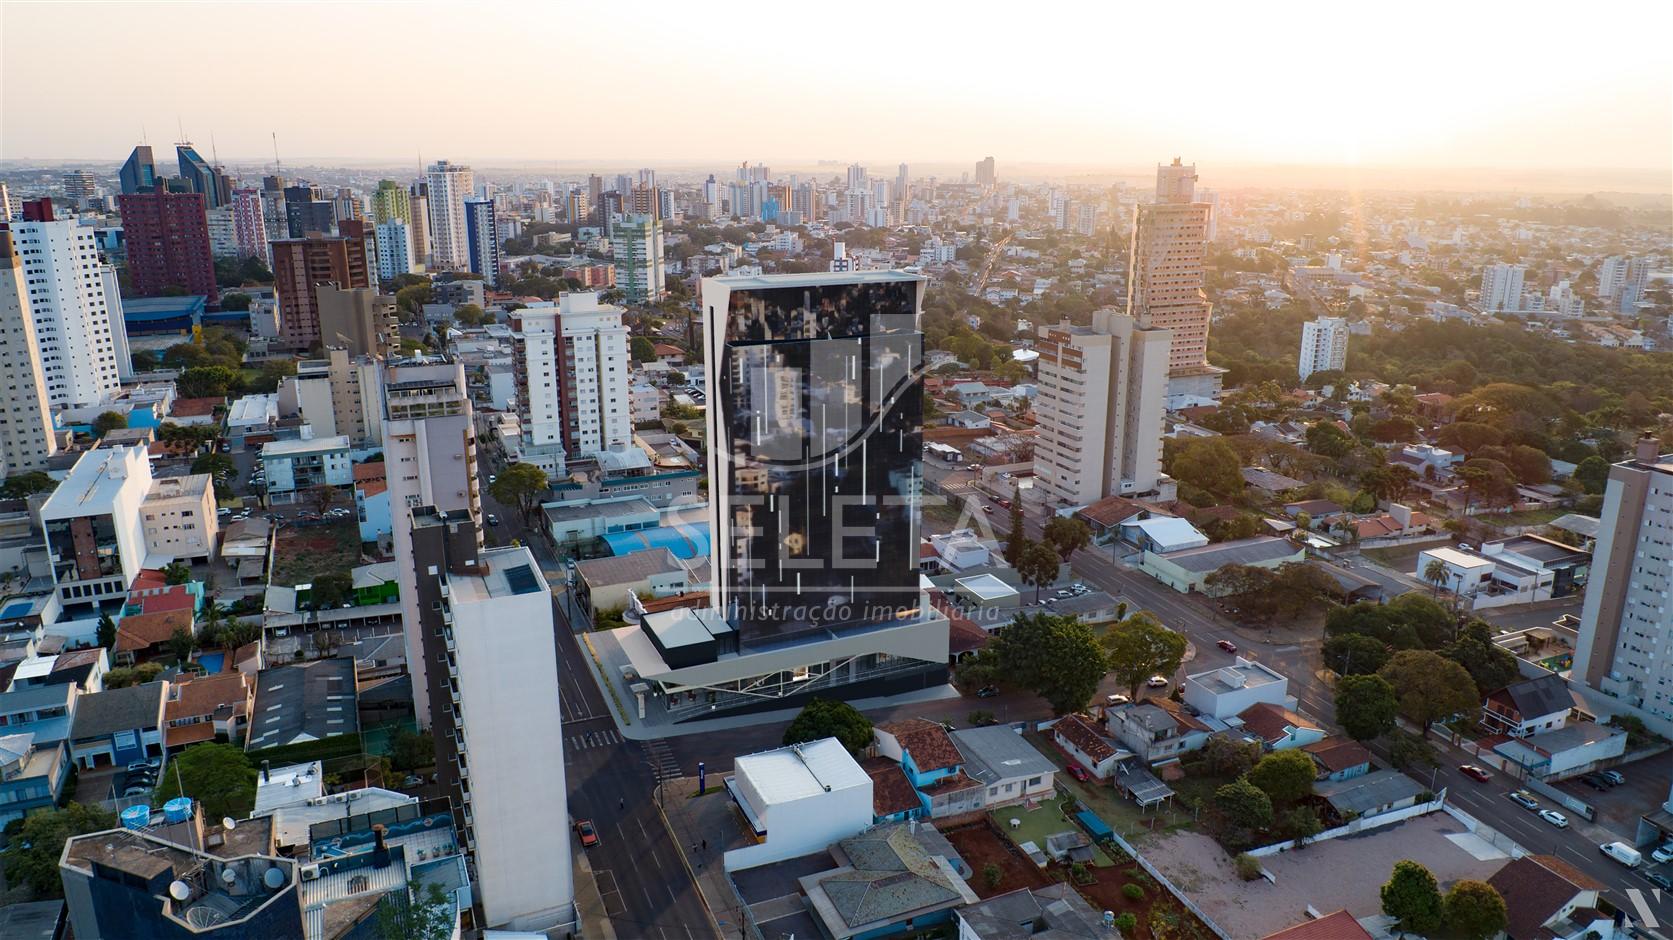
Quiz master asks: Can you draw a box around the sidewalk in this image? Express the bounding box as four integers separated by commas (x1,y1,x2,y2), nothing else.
657,775,751,939
572,838,618,940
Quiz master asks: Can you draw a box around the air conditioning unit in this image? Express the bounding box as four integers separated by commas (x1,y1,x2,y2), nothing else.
300,865,321,882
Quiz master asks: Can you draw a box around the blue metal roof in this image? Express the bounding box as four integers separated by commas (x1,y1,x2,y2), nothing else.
122,295,207,321
600,522,711,560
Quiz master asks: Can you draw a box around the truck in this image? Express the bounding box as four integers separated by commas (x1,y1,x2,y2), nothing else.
1600,841,1642,868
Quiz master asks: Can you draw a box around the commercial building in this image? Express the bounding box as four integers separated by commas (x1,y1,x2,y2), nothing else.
1032,308,1170,508
723,737,874,871
9,201,125,408
0,229,58,474
374,218,414,280
1127,159,1223,404
315,283,397,357
382,357,480,730
1298,316,1349,380
408,515,574,930
1573,438,1673,727
615,213,666,303
269,225,374,350
425,160,473,271
282,184,336,238
118,144,157,194
1141,535,1305,593
1183,657,1291,720
41,445,152,613
175,143,231,209
1480,263,1526,313
260,436,352,495
463,197,500,286
140,474,218,563
116,188,219,302
509,293,631,472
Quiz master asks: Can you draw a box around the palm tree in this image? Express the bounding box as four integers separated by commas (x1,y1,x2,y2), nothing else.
1423,559,1448,598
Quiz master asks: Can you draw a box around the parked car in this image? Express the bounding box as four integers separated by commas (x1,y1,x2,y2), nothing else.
123,785,151,797
488,474,498,485
1459,764,1491,783
487,514,500,526
1644,871,1673,891
994,498,1011,509
1538,809,1569,828
1146,675,1170,688
1105,693,1131,707
1066,764,1090,783
1508,790,1540,811
1580,773,1611,791
402,775,423,788
1600,769,1625,785
574,818,599,848
1216,639,1238,653
126,761,156,775
1650,843,1673,864
974,686,999,699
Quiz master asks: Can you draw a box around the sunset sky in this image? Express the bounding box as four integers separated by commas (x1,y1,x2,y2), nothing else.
4,1,1670,178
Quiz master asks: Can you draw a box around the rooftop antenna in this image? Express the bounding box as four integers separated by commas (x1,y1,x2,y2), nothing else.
271,132,282,175
141,124,149,145
211,133,219,165
177,116,187,145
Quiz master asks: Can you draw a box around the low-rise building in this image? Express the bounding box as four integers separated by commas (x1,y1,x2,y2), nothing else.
0,733,70,830
873,719,983,818
66,680,167,769
956,884,1119,940
1488,854,1613,940
723,737,874,871
1301,737,1373,782
573,548,691,616
1142,535,1305,594
1491,722,1626,780
952,725,1057,811
1052,714,1123,779
260,435,352,496
1235,702,1326,751
1482,673,1573,738
245,657,359,752
797,823,979,940
1183,657,1290,720
1107,699,1211,765
1314,768,1426,818
163,671,254,751
0,684,76,746
140,474,218,563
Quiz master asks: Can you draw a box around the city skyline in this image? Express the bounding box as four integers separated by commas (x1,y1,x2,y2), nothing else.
4,2,1671,182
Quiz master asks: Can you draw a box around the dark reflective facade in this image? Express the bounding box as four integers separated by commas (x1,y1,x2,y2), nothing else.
712,276,924,642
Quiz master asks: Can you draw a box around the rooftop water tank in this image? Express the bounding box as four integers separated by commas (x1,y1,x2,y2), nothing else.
121,805,152,830
163,797,193,824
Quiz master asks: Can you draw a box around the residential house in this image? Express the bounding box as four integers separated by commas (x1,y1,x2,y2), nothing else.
873,718,984,818
796,823,979,940
1183,657,1290,720
0,733,70,829
723,737,874,871
245,657,359,751
1482,673,1573,738
1315,768,1426,818
1283,500,1342,526
1259,910,1374,940
1492,722,1626,781
66,680,167,769
955,884,1119,940
1235,702,1326,751
952,725,1056,811
860,756,923,823
163,671,254,751
1075,496,1163,546
1106,699,1210,765
1488,854,1615,940
0,684,76,745
113,584,198,664
1301,738,1373,782
352,461,391,544
1053,713,1124,778
1242,467,1304,495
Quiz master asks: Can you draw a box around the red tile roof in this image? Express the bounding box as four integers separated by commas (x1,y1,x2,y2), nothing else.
132,584,196,615
51,647,106,672
1259,910,1373,940
1237,702,1320,745
1076,495,1154,528
115,608,195,654
878,719,963,773
860,757,922,818
170,397,224,418
1053,714,1116,764
1301,737,1373,774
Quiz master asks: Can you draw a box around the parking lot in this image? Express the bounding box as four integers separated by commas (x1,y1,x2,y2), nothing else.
1551,751,1673,836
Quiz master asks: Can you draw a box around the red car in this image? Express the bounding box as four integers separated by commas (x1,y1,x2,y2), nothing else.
574,818,599,847
1067,764,1090,783
1216,640,1238,653
1458,764,1491,783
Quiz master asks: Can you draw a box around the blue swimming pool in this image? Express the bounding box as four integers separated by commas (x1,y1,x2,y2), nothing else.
197,652,226,673
0,602,32,619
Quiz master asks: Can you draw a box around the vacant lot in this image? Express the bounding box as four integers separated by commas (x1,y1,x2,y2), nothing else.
271,520,362,587
943,820,1053,899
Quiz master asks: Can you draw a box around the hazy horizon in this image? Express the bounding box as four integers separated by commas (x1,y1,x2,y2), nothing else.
4,1,1671,191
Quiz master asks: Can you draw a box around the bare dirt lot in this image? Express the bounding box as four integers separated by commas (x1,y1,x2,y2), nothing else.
943,820,1053,898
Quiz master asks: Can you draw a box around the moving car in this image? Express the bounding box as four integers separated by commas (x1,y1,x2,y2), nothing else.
974,686,999,699
1508,790,1539,811
1600,841,1642,868
1106,693,1131,707
1066,764,1090,783
1458,764,1491,783
1217,639,1238,653
574,818,599,848
488,474,498,485
487,514,500,526
1146,675,1170,688
1537,809,1569,828
1644,871,1673,891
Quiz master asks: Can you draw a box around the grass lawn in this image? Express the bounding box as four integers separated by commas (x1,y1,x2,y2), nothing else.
1474,507,1566,529
989,798,1119,867
1022,731,1197,846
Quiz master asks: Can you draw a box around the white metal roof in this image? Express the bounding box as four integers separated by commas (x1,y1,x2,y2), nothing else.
734,737,869,806
1126,516,1209,552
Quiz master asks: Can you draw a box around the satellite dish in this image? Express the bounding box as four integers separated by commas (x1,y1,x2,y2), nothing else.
221,869,237,885
169,880,192,901
222,817,237,831
262,868,285,889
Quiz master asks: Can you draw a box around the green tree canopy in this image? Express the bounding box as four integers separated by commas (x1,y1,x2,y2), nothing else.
1213,777,1273,832
1443,621,1520,698
0,471,57,498
989,612,1108,715
1434,421,1505,456
1381,859,1443,935
783,698,873,755
1378,650,1479,734
93,410,129,436
1323,633,1391,676
1100,613,1187,699
1,802,117,896
1442,880,1508,940
311,571,354,609
376,883,455,940
154,743,258,820
1335,673,1400,742
1326,594,1453,650
177,365,244,399
163,561,192,585
1246,750,1316,805
630,335,658,362
1573,455,1610,494
1015,540,1062,602
490,462,550,521
1042,516,1091,563
1164,436,1244,505
452,303,486,326
1306,421,1355,458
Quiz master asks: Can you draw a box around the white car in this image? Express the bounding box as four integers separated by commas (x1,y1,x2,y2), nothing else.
1651,843,1673,864
1538,809,1569,828
1146,675,1170,688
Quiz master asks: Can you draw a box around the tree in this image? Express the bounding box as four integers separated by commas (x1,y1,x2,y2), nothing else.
1435,421,1505,456
1164,437,1244,505
630,335,658,362
217,618,259,651
1326,594,1453,650
1443,880,1508,940
783,698,873,755
1423,558,1448,598
490,462,550,522
452,303,486,326
1574,455,1610,494
1387,730,1438,771
0,471,57,498
0,803,117,896
96,611,116,649
1443,621,1520,698
982,862,1002,890
389,727,436,773
1213,777,1273,831
92,410,129,436
1459,458,1518,510
192,452,236,480
989,612,1107,715
1015,540,1061,602
311,571,354,609
1381,860,1443,936
154,743,258,820
219,291,252,311
1322,634,1390,676
1246,750,1316,804
1042,516,1091,563
1335,674,1400,742
1199,736,1263,779
1002,484,1026,565
1306,421,1355,458
1100,613,1186,700
176,365,243,399
1378,651,1479,735
395,283,433,315
377,882,455,940
163,561,192,585
307,484,337,515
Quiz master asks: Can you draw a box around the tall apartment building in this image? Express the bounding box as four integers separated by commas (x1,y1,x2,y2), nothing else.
614,213,665,303
282,185,337,238
175,143,231,209
463,198,500,287
283,347,382,445
408,181,431,267
371,179,411,223
118,145,157,194
425,160,473,271
9,200,124,408
0,229,58,474
1127,159,1222,405
975,156,996,186
1298,316,1349,380
375,219,414,281
316,283,397,358
1572,437,1673,728
1598,255,1652,314
116,189,219,302
269,226,374,350
61,170,99,205
510,293,630,471
1033,309,1170,507
1479,263,1525,312
205,205,239,257
230,187,269,263
382,357,480,731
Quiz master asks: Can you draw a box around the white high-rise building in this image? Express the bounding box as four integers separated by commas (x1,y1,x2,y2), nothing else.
614,214,665,303
1128,159,1223,406
1548,280,1585,317
1572,437,1673,731
1598,255,1629,300
383,358,480,731
510,293,630,470
0,230,58,475
1479,263,1525,312
1033,308,1172,507
1298,316,1349,380
375,219,414,281
1613,257,1652,315
10,209,122,408
425,160,474,271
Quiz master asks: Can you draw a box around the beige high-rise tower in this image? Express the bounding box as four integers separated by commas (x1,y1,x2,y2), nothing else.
1127,158,1225,406
0,229,59,475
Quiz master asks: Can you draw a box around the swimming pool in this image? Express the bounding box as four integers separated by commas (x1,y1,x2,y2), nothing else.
197,652,226,673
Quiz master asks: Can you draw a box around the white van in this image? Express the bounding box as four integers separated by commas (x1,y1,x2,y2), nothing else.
1600,841,1642,868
